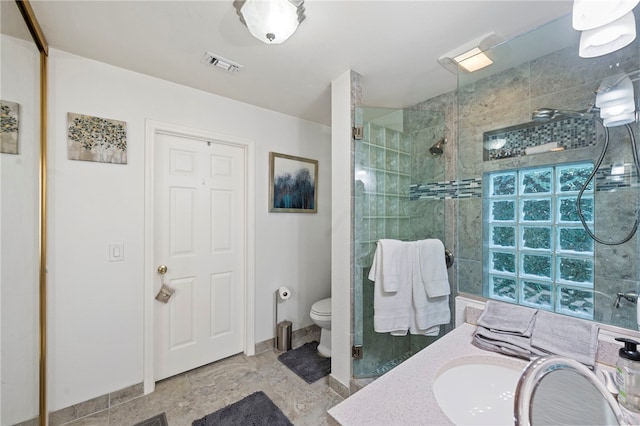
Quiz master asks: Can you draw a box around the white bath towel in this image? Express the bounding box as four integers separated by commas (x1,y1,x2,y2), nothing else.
368,240,412,334
369,239,406,292
416,239,451,298
409,240,451,336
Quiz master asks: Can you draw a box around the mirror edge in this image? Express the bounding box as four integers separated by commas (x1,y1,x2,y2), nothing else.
14,1,48,425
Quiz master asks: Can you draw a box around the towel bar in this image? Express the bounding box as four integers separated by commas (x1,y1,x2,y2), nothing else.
374,240,454,269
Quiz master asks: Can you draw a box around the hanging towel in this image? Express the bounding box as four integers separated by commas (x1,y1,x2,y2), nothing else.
409,240,450,336
477,300,537,336
531,310,599,368
369,239,406,292
416,239,451,298
368,240,412,334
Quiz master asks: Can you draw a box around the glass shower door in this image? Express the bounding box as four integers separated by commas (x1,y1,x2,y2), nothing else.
353,106,452,378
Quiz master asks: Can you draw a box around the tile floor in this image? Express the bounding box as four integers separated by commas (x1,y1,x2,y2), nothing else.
62,340,344,426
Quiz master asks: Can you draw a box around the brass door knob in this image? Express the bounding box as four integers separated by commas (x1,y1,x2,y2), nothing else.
157,265,168,275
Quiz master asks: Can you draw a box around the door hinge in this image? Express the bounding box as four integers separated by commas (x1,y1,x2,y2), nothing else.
352,126,363,140
352,344,363,359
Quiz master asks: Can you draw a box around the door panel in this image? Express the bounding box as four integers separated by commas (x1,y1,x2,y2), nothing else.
154,133,246,381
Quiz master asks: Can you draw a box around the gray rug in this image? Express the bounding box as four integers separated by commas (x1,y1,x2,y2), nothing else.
192,391,292,426
278,341,331,384
133,412,168,426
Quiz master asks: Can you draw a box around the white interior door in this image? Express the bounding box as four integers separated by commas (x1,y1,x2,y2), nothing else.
153,132,246,381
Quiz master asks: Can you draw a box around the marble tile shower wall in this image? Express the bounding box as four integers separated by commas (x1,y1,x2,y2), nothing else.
405,92,458,341
405,92,457,251
455,40,640,329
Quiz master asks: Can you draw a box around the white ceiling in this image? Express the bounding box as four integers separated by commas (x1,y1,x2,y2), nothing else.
27,0,575,126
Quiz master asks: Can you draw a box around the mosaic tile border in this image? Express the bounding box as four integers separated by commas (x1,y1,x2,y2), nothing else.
483,117,596,161
410,164,640,201
410,178,482,200
595,164,640,191
368,351,415,376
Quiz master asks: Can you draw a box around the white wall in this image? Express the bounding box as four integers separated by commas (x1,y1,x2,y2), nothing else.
330,70,354,389
1,34,41,426
47,48,331,411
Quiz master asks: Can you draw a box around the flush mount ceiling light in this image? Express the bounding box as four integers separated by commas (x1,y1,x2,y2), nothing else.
438,33,503,74
234,0,305,44
573,0,639,57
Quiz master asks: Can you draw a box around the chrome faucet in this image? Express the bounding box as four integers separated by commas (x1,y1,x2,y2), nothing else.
514,356,627,425
614,291,639,309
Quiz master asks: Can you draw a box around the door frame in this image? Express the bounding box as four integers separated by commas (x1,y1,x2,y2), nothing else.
143,119,255,394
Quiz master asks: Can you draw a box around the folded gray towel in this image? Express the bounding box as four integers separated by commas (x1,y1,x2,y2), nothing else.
477,300,538,336
473,326,546,360
530,310,599,368
472,337,534,360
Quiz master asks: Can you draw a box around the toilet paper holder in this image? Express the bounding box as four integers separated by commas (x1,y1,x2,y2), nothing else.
278,286,291,300
274,287,292,351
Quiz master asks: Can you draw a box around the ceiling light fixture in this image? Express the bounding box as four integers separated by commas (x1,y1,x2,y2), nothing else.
573,0,639,58
234,0,306,44
453,47,493,73
596,73,637,127
438,33,502,74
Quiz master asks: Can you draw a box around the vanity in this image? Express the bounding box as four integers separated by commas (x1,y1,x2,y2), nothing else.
328,300,639,426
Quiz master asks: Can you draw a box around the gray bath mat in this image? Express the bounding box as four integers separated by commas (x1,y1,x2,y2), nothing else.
192,391,292,426
133,412,168,426
278,340,331,384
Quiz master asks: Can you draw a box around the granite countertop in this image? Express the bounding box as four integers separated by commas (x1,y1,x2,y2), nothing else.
327,323,529,425
327,320,624,425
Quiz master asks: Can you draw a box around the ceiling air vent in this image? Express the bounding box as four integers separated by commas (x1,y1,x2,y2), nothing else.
200,52,243,74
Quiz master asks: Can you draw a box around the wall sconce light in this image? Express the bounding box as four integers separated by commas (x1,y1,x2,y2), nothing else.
438,33,503,74
596,74,637,127
573,0,639,58
234,0,306,44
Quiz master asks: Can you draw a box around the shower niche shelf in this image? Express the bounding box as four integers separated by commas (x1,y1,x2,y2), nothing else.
483,117,596,161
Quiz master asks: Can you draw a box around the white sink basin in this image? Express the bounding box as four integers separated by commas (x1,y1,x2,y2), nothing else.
433,357,525,426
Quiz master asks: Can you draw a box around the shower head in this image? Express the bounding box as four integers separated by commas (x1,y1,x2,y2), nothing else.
532,108,594,122
429,138,446,156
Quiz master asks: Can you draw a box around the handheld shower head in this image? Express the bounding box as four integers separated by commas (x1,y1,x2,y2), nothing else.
532,108,556,122
429,138,446,156
532,108,594,122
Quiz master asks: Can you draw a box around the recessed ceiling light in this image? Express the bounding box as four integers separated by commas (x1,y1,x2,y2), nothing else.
454,47,494,72
438,33,502,74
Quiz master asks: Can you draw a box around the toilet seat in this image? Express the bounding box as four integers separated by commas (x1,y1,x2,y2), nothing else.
311,298,331,317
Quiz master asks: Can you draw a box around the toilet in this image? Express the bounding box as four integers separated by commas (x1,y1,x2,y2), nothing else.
310,297,332,357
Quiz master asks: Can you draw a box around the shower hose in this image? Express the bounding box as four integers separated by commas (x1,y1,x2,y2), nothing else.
576,119,640,245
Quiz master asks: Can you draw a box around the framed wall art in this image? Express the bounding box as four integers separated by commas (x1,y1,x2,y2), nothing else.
269,152,318,213
1,100,19,154
67,112,127,164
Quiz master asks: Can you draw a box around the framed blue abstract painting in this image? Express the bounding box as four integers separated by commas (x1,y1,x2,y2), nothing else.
269,152,318,213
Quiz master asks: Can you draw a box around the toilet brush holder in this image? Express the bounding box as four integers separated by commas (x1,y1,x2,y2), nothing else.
276,320,292,352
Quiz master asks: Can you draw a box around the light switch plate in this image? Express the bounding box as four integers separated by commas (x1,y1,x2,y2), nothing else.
109,243,124,262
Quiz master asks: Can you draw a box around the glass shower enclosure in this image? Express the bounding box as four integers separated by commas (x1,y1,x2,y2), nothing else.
352,106,454,378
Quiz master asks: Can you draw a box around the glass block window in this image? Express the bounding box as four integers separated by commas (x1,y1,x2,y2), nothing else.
485,163,595,319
